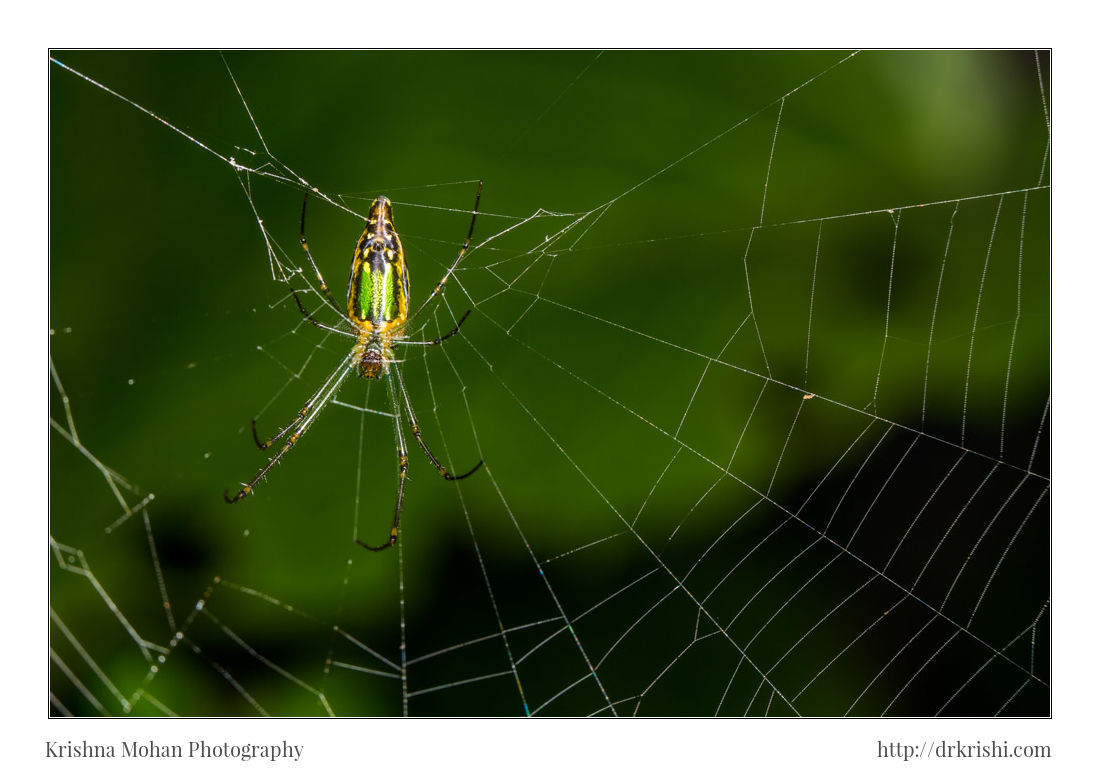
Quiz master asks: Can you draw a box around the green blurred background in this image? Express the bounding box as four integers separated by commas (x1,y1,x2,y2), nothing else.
50,51,1050,716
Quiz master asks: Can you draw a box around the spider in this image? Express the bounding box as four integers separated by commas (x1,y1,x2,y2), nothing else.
225,182,484,551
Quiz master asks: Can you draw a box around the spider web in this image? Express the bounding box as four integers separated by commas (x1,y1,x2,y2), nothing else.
49,50,1051,722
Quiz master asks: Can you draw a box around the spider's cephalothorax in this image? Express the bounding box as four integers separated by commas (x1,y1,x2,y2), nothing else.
354,340,393,379
349,196,407,378
224,182,485,551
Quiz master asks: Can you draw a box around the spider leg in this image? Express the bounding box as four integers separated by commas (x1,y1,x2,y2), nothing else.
407,180,482,323
299,193,346,316
398,309,472,346
357,373,408,551
225,362,354,503
394,364,483,481
281,195,356,338
287,280,355,338
248,358,350,451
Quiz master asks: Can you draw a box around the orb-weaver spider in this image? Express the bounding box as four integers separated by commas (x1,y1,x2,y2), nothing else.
225,183,484,551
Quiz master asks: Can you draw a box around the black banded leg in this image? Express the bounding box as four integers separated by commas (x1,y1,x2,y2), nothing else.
224,363,353,503
356,449,406,552
287,280,352,337
394,367,483,481
408,180,482,322
356,374,409,551
287,195,354,336
251,413,303,450
399,309,472,347
248,357,350,451
224,429,304,503
428,309,471,345
299,194,344,315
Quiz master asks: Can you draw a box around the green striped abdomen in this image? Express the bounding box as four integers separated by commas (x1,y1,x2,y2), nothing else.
346,196,408,329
